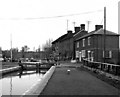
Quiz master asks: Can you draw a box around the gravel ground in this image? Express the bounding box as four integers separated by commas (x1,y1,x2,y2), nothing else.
40,63,120,95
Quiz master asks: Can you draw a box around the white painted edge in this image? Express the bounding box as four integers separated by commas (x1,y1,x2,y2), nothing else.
21,66,56,96
0,66,20,74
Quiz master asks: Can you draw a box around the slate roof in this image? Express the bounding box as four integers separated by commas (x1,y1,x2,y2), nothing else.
76,28,119,41
73,29,84,37
52,34,67,44
60,32,73,42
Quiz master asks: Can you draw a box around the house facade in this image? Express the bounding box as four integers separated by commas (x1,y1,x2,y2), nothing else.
52,24,88,61
52,31,73,60
73,24,88,60
59,30,73,60
75,25,119,64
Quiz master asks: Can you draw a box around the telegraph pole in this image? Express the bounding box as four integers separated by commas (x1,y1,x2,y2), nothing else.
10,33,12,62
73,21,76,31
118,2,120,66
103,7,106,63
39,45,41,59
87,21,91,32
67,20,69,31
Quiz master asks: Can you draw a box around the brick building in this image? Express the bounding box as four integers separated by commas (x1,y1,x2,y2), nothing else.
73,24,88,59
52,24,88,61
52,30,73,60
52,33,67,60
59,30,73,60
2,50,45,60
75,25,119,64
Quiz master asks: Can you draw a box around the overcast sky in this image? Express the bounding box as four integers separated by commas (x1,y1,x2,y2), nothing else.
0,0,119,51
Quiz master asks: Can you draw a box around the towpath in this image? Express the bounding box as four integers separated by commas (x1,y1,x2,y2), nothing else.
41,62,120,96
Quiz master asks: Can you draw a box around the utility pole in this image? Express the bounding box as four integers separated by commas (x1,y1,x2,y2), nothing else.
72,21,76,59
73,21,76,31
118,2,120,65
39,45,41,59
10,33,12,62
103,7,106,63
67,20,69,31
86,21,91,32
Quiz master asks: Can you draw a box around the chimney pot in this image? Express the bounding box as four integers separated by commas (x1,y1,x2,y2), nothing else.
95,25,103,31
67,30,72,34
74,27,80,33
81,24,85,30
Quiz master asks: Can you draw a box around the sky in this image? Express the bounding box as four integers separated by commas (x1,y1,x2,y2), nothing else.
0,0,119,51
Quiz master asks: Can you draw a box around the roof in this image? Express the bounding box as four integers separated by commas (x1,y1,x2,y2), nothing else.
52,30,74,44
94,28,118,35
52,34,67,44
73,29,84,37
76,28,119,41
60,32,73,42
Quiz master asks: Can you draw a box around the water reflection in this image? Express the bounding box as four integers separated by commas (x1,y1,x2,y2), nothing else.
10,75,12,96
1,68,48,96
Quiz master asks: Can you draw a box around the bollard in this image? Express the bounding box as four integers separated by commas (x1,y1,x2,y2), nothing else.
67,69,70,75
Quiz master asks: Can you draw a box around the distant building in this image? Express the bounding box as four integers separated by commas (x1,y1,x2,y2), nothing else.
75,25,119,64
0,47,2,61
52,33,67,60
59,30,73,60
52,30,73,60
2,50,46,61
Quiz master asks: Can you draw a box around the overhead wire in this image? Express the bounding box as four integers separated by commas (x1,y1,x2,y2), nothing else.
0,9,103,20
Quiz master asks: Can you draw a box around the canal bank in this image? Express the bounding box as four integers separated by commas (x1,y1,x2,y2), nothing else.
22,66,56,96
1,62,54,76
1,66,50,96
40,63,120,96
0,66,20,76
1,62,55,96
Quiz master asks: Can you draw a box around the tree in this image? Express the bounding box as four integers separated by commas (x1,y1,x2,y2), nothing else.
21,45,30,58
2,48,18,59
43,39,53,50
42,39,53,59
11,48,18,59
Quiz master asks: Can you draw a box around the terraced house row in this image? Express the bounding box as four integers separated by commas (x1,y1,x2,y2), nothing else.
52,24,120,64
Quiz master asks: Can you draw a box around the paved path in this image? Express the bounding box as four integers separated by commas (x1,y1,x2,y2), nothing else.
41,62,120,95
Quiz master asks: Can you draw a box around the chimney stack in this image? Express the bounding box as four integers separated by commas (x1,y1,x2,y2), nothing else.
67,30,72,34
74,27,80,33
81,24,85,30
95,25,103,31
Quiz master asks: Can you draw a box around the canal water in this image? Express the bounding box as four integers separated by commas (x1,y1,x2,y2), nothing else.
0,69,48,96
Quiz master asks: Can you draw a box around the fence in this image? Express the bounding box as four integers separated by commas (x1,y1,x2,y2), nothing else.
82,59,120,75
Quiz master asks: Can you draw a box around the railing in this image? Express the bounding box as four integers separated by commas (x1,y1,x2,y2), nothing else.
82,58,120,76
19,62,55,70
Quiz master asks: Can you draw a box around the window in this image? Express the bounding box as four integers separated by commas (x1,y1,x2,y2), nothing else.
76,51,79,58
103,50,112,58
82,39,85,47
88,37,91,45
109,51,112,58
103,51,105,58
82,50,85,57
91,51,94,61
77,42,79,48
87,50,90,60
